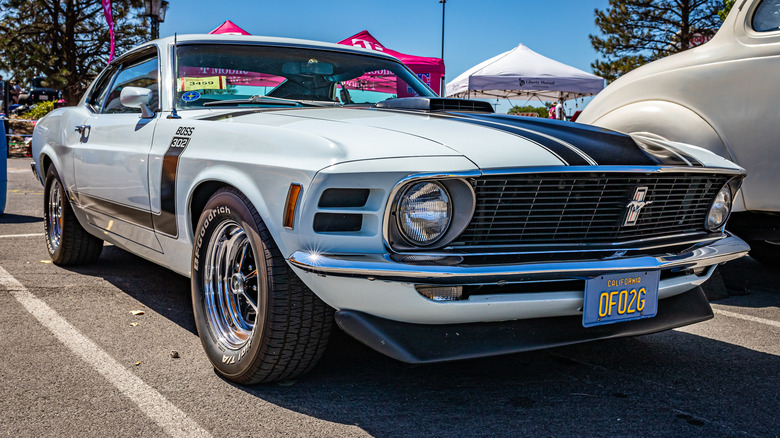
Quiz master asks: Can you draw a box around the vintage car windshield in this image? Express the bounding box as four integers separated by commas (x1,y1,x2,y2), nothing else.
175,44,436,108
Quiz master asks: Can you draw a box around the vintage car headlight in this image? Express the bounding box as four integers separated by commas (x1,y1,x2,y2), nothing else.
397,181,452,245
707,183,733,231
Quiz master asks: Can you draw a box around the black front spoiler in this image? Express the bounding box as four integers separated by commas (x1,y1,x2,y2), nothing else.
335,286,713,364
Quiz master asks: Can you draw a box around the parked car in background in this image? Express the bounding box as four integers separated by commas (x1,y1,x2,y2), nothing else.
32,34,749,384
578,0,780,266
19,76,61,105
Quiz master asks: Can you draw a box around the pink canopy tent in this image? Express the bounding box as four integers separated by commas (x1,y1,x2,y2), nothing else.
337,30,445,96
209,20,251,35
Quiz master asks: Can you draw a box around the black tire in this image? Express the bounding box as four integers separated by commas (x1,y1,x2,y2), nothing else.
747,239,780,267
43,166,103,265
191,187,333,384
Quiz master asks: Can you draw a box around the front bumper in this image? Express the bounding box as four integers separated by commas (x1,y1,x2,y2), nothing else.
335,285,714,364
289,234,749,285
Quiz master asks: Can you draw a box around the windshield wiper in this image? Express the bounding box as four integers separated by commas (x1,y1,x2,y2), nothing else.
202,95,331,107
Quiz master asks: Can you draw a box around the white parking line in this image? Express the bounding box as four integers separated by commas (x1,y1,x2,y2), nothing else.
713,308,780,329
0,233,45,239
0,266,211,438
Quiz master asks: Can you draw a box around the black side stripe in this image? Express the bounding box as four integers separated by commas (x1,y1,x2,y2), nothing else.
76,192,155,230
153,137,190,237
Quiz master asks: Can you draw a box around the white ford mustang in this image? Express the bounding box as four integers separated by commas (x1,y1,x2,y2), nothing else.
32,34,749,384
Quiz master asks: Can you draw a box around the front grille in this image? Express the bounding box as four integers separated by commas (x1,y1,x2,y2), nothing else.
451,172,730,249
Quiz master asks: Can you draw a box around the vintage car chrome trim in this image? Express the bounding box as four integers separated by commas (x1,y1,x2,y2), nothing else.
398,232,724,257
390,178,476,249
382,171,481,251
478,165,745,176
289,234,749,285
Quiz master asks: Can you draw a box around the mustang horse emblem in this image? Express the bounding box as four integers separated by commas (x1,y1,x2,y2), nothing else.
624,187,652,226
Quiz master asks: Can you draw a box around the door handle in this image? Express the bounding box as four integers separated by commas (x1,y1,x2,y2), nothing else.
74,124,90,133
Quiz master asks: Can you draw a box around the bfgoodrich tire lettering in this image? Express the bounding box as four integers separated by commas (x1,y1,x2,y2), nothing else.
43,167,103,265
191,187,333,384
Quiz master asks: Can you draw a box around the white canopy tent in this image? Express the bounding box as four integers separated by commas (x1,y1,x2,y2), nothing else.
446,43,604,103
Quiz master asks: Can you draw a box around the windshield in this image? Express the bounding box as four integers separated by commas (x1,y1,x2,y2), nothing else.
175,44,436,109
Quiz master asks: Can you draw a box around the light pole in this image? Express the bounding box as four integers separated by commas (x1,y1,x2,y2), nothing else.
440,0,446,96
143,0,169,40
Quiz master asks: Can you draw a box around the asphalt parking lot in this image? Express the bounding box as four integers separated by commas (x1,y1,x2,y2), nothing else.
1,156,778,437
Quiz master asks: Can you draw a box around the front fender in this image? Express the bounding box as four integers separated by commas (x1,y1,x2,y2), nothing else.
184,163,314,261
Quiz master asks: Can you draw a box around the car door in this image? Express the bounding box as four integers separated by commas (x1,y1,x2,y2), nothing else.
72,49,163,251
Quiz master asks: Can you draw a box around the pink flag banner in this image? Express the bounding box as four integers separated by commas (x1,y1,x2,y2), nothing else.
101,0,115,63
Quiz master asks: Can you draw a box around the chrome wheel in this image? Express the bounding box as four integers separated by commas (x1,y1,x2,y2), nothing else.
203,219,261,350
47,178,64,252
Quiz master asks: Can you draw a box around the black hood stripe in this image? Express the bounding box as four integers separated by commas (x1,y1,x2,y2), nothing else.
198,107,701,167
445,113,695,167
436,114,592,166
454,116,599,165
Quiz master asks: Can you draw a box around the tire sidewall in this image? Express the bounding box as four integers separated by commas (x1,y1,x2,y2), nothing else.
191,190,269,380
43,167,64,261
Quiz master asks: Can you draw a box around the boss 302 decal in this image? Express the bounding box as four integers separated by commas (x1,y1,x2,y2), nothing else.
153,127,195,237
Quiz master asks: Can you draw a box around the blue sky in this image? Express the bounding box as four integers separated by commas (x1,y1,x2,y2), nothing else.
159,0,612,112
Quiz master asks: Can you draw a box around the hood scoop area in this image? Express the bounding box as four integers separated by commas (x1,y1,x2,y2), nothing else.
375,97,494,113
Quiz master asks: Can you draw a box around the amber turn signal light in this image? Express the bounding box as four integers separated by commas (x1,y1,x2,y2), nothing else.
283,183,303,229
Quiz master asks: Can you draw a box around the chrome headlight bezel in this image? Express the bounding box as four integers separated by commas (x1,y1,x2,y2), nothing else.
706,182,734,232
386,177,476,251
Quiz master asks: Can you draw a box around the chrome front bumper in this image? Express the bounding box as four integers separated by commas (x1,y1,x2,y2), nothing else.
288,234,749,285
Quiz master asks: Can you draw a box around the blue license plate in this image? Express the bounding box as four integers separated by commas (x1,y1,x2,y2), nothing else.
582,271,660,327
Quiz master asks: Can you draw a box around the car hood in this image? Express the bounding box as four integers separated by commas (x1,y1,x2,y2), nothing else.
200,107,730,170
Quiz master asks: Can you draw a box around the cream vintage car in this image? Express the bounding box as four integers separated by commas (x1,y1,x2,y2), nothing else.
578,0,780,266
32,34,749,384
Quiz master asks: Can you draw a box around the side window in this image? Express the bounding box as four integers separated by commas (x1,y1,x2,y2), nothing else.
753,0,780,32
102,56,159,114
87,68,118,113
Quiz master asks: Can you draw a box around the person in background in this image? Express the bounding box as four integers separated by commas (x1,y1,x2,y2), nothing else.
548,101,557,119
9,80,22,104
555,101,566,121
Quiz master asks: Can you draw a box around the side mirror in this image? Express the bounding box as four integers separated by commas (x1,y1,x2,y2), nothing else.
120,86,155,118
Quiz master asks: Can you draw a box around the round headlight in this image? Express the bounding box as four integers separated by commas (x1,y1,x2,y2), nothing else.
397,181,451,245
707,183,732,231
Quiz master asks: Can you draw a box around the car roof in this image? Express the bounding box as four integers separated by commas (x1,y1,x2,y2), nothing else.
141,33,401,62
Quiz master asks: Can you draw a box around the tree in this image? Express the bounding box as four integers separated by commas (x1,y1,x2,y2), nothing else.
508,105,549,118
0,0,149,104
590,0,722,83
719,0,736,21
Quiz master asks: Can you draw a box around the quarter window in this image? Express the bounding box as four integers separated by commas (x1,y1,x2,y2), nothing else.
102,56,160,114
87,67,118,113
753,0,780,32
